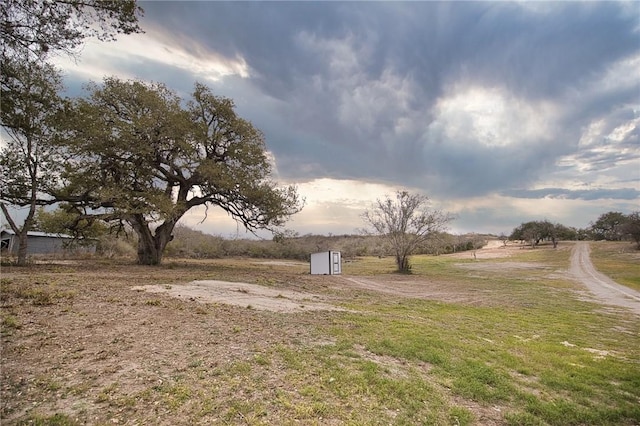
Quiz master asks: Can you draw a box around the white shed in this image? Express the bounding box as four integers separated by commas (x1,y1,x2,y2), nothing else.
310,251,342,275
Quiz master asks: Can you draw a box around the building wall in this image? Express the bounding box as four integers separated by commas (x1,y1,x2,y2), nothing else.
0,232,94,255
25,236,69,254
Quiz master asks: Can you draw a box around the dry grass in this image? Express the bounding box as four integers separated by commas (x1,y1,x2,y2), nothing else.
1,245,639,425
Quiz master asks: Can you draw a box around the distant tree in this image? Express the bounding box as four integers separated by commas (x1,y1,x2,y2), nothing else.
554,223,578,241
590,211,627,241
621,211,640,250
498,233,509,246
0,60,66,265
510,220,575,249
272,229,300,244
361,191,453,273
57,79,302,265
164,224,226,258
539,220,560,248
511,221,543,248
1,0,143,61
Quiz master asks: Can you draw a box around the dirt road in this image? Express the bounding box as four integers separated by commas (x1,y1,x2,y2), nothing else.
569,242,640,315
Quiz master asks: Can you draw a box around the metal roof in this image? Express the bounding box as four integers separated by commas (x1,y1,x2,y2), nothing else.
1,229,74,239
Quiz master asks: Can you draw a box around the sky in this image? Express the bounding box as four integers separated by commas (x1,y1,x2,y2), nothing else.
12,1,640,238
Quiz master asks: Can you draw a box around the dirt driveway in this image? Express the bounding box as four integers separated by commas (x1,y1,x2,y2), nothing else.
133,241,640,315
343,242,640,315
569,242,640,315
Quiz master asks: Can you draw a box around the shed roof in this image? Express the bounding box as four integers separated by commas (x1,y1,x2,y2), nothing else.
1,229,74,239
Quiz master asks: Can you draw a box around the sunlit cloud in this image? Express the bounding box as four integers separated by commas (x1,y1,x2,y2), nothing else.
429,85,558,148
52,25,249,84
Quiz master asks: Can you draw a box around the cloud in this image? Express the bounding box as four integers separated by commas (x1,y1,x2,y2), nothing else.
502,188,640,201
43,1,640,236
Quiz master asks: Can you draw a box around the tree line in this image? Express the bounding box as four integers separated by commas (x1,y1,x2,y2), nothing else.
509,211,640,250
47,221,486,263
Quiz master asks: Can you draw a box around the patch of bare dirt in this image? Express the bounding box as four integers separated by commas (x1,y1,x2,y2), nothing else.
132,280,345,312
2,245,637,425
455,261,548,271
1,261,342,424
445,240,524,260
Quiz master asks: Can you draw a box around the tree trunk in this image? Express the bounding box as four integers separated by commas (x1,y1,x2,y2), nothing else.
137,238,163,265
396,254,411,273
16,230,29,266
136,229,173,265
1,203,35,267
131,217,177,265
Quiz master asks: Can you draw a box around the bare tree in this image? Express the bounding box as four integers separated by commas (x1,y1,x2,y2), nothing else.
361,191,453,273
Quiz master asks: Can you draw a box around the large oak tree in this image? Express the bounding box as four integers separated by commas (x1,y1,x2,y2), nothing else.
58,78,302,265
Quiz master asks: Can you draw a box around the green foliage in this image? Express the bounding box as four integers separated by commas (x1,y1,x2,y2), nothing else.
621,211,640,249
1,0,143,266
510,220,576,248
510,212,638,247
0,58,67,265
35,205,108,242
590,211,629,241
59,78,302,265
1,0,143,61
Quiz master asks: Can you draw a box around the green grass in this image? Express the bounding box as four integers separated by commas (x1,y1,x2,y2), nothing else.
1,313,21,334
589,241,640,291
328,301,639,424
333,245,640,425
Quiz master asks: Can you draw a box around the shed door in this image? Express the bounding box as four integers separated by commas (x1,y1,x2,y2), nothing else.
332,252,340,274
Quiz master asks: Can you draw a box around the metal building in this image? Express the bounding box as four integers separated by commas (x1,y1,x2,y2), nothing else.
310,250,342,275
0,229,86,255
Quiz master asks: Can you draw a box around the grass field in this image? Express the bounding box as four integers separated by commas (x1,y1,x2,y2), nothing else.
588,241,640,291
1,242,639,425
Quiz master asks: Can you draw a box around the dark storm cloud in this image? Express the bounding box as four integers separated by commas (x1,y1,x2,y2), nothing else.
141,2,638,99
119,2,640,200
